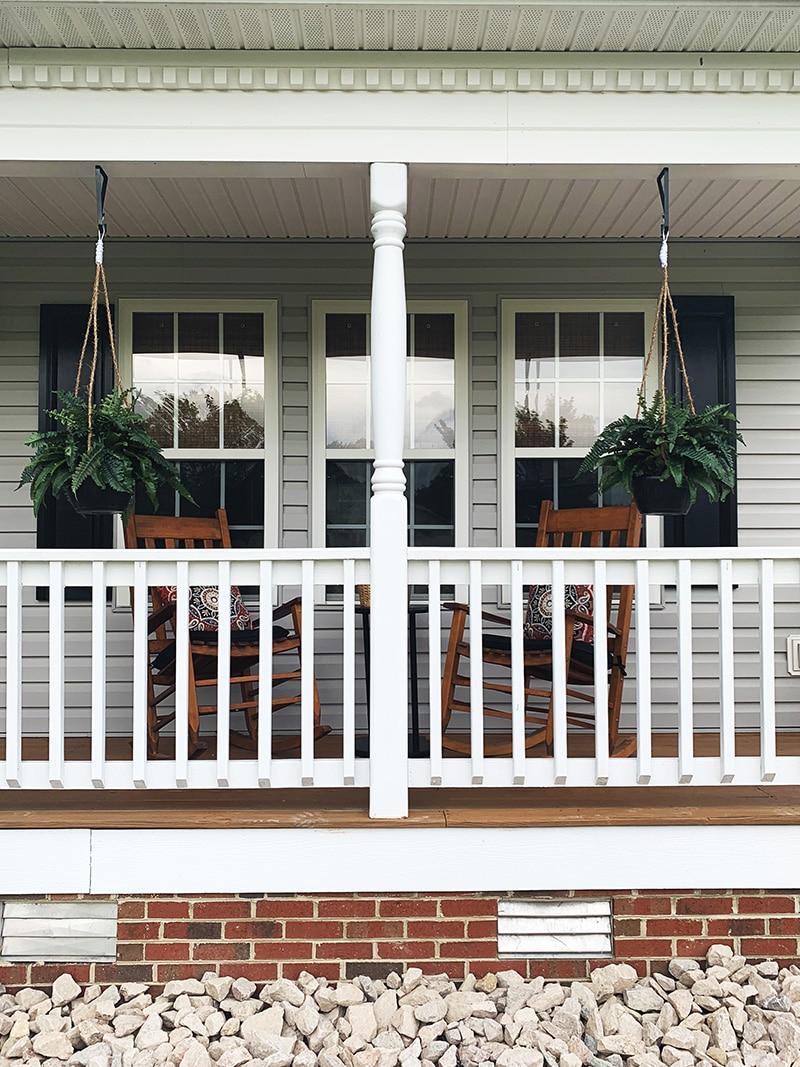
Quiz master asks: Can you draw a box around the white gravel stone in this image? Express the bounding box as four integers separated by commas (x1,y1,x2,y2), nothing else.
590,967,638,1001
32,1031,75,1060
52,977,82,1009
346,1006,377,1045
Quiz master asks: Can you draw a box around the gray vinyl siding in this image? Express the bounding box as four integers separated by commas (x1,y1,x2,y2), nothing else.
1,237,799,739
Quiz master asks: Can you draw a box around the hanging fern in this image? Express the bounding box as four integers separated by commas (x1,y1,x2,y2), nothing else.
18,387,194,515
578,392,743,505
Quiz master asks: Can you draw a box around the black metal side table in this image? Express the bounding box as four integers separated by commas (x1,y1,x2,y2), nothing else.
355,603,430,757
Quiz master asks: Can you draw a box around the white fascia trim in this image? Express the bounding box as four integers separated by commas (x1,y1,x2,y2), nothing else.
5,49,800,93
2,825,800,894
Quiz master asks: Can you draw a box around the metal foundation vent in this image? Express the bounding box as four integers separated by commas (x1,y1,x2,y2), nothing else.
0,901,118,962
497,898,613,958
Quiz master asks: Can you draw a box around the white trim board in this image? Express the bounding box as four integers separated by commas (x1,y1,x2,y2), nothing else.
2,826,800,894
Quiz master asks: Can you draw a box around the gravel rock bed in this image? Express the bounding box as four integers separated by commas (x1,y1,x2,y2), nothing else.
2,946,800,1067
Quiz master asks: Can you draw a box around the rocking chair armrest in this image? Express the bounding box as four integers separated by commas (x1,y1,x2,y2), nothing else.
272,596,302,622
443,602,511,628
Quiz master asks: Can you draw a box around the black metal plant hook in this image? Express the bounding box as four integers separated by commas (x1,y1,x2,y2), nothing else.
95,164,108,242
657,166,669,244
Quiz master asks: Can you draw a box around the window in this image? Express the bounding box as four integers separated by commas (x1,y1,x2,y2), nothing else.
313,301,468,551
502,301,654,547
119,302,279,548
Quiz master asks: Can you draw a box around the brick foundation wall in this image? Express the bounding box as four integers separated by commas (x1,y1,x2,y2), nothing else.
1,889,798,991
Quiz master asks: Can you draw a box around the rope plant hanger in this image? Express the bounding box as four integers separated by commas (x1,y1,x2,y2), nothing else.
75,165,125,448
638,166,696,422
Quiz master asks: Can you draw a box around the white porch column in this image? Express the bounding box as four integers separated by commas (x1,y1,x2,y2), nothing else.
368,162,409,820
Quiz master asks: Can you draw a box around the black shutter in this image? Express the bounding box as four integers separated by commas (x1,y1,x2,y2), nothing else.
663,296,737,548
37,305,115,599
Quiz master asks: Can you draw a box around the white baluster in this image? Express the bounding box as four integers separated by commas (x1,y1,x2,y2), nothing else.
5,561,22,787
592,560,609,785
48,560,65,788
634,559,652,785
132,560,149,787
301,558,315,786
718,558,735,783
551,559,568,784
468,558,484,784
90,560,107,788
427,559,443,786
510,560,525,784
368,161,409,819
216,559,231,787
342,558,356,785
677,558,694,784
759,558,777,783
257,559,273,786
175,560,190,787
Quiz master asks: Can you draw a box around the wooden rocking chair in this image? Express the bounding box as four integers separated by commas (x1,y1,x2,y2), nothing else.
124,510,329,758
440,500,642,757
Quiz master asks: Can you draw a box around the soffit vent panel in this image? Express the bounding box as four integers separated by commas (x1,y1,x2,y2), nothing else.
2,4,800,52
0,900,118,962
498,898,614,959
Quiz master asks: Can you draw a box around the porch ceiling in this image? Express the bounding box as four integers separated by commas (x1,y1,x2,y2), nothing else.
1,3,799,52
1,164,800,241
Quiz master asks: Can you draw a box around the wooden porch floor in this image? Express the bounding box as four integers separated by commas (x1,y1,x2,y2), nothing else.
2,732,800,829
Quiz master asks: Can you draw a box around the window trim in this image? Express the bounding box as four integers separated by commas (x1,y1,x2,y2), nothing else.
500,298,662,552
118,298,280,548
311,298,470,551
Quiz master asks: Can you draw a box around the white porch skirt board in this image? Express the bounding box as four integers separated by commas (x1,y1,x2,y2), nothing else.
1,826,799,894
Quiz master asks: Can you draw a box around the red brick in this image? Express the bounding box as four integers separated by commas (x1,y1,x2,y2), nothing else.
737,896,798,914
286,920,344,939
254,941,314,960
611,938,673,957
380,899,438,918
319,899,377,919
534,959,591,980
769,917,800,935
729,917,768,934
156,963,205,983
193,942,251,962
346,921,405,939
94,964,155,984
225,921,282,939
283,961,341,981
407,921,466,940
614,919,642,937
646,919,704,937
676,897,733,916
0,964,29,987
223,962,279,982
28,963,92,985
118,921,162,940
741,937,799,957
440,898,498,918
193,900,253,920
467,920,497,939
315,941,376,960
376,941,436,960
145,941,192,961
614,896,672,917
256,899,314,919
148,901,191,919
118,943,146,962
438,941,496,960
118,900,146,919
675,939,721,958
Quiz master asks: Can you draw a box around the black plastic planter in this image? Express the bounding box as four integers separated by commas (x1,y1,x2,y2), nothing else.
632,475,691,516
71,484,132,516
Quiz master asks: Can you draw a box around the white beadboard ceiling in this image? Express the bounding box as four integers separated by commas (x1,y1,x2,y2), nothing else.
1,3,800,52
1,165,799,240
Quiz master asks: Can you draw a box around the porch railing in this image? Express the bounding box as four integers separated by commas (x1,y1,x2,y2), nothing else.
2,547,800,804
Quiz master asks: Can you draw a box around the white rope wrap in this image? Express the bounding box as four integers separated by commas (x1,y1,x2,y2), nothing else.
659,234,668,269
95,235,104,265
